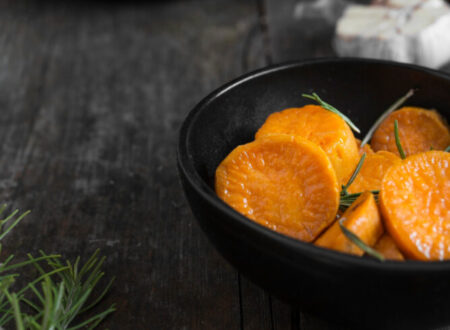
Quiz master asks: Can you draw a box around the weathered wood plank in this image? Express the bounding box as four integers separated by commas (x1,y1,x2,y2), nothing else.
300,313,348,330
0,0,261,328
271,298,296,330
238,275,273,329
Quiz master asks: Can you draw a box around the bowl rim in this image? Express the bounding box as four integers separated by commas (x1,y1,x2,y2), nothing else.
177,57,450,272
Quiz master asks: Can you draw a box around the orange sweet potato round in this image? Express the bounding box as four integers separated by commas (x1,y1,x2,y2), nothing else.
315,191,384,255
380,151,450,260
255,105,360,184
347,151,401,194
215,135,339,242
355,138,374,156
371,107,450,157
374,234,405,261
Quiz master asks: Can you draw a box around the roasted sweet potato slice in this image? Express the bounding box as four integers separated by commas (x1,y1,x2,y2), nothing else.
380,151,450,260
215,135,339,242
315,191,384,256
255,105,360,184
371,107,450,156
374,234,405,261
347,151,401,194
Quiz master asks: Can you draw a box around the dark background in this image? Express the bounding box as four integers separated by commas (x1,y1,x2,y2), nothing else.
1,0,449,329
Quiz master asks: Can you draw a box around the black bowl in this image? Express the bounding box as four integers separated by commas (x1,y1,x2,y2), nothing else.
177,58,450,330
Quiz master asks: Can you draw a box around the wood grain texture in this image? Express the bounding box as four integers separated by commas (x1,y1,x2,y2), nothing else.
0,0,267,328
238,276,272,329
271,299,297,330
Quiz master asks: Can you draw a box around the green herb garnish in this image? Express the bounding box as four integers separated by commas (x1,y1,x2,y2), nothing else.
394,120,406,159
302,93,360,133
0,206,115,329
339,218,385,261
341,153,366,196
339,153,379,211
360,89,415,147
340,191,379,212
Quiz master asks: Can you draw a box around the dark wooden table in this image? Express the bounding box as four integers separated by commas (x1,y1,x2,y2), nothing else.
1,0,449,329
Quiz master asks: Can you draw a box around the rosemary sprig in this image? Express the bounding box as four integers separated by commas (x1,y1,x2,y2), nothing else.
0,206,30,251
339,153,379,211
0,207,115,329
339,218,385,261
13,250,116,329
341,153,366,196
2,251,115,329
0,207,40,328
394,120,406,159
337,155,384,261
360,89,415,147
302,93,360,133
340,191,379,211
445,146,450,152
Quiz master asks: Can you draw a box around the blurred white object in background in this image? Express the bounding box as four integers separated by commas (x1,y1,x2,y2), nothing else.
372,0,443,7
294,0,348,24
334,0,450,68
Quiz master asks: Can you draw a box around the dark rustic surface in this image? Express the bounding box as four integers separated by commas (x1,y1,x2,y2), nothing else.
0,0,449,329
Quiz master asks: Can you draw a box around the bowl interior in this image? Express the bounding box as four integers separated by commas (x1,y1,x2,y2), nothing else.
185,59,450,192
180,58,450,269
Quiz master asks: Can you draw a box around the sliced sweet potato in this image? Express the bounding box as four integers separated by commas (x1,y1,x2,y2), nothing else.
371,107,450,157
374,234,405,261
255,105,360,184
315,191,384,256
215,135,339,242
347,151,401,194
355,138,374,156
380,151,450,260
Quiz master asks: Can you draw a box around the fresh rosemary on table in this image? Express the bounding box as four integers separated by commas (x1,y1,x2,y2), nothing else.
0,205,115,329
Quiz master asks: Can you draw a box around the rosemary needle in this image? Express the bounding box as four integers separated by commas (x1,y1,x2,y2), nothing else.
339,218,385,261
394,120,407,159
302,93,360,133
360,89,415,147
341,153,366,196
339,191,379,213
339,153,379,211
337,155,383,260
